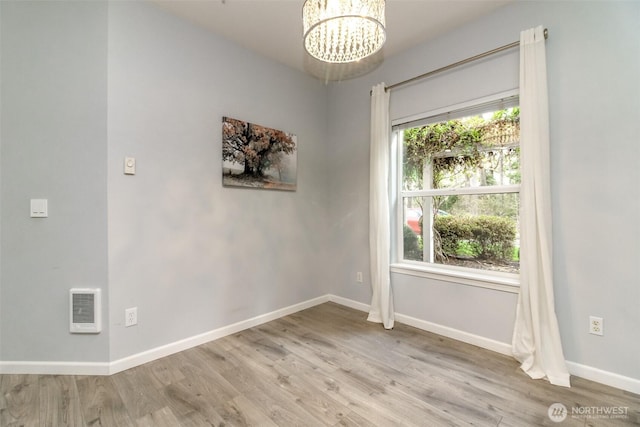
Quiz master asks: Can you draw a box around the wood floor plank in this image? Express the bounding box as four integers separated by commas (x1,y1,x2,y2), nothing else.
76,375,135,427
218,394,280,427
261,317,356,375
39,375,85,426
332,365,473,426
262,314,494,425
158,377,227,426
185,342,244,374
231,328,291,362
135,406,182,427
146,355,187,388
242,384,325,427
109,366,171,421
220,335,330,425
330,409,375,427
0,375,6,422
270,357,355,425
1,302,639,426
0,374,40,426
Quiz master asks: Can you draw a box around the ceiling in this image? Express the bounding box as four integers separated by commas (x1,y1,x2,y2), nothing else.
152,0,511,81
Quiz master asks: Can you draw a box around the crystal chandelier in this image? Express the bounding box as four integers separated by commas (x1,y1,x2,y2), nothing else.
303,0,386,64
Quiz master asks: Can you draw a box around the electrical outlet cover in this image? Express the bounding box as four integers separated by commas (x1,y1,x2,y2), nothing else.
125,307,138,327
589,316,603,336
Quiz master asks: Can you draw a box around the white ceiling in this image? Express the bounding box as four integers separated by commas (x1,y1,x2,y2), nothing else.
152,0,511,81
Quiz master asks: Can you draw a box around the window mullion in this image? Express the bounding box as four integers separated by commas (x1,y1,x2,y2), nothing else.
402,184,520,198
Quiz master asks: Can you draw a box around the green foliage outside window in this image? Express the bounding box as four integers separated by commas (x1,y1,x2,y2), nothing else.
434,216,517,263
402,107,521,272
403,225,422,261
403,108,520,191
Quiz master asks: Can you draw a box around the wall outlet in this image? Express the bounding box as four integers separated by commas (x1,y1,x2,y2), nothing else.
125,307,138,327
356,272,363,283
589,316,603,336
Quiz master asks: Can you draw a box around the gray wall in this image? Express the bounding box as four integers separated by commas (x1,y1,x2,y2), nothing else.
0,0,330,364
1,0,637,385
106,2,330,361
327,0,640,380
0,1,110,361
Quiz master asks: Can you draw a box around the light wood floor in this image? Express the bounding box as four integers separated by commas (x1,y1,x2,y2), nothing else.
1,302,639,426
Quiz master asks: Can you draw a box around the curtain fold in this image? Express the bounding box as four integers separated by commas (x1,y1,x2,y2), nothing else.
367,83,394,329
512,26,570,387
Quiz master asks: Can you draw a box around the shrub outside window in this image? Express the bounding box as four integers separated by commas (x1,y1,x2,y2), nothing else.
396,96,520,277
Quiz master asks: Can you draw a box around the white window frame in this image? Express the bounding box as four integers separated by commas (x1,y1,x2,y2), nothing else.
390,90,521,293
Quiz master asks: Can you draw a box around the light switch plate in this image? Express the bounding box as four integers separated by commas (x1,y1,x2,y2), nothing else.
124,157,136,175
30,199,48,218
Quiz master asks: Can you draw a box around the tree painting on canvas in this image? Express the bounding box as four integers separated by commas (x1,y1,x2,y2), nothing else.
222,117,297,191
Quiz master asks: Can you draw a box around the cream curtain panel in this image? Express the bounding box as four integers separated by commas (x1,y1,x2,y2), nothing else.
512,26,571,387
368,83,394,329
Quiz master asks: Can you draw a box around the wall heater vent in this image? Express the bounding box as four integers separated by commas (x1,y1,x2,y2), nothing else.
70,288,102,333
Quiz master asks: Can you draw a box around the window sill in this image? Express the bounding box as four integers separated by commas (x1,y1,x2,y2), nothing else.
390,262,520,294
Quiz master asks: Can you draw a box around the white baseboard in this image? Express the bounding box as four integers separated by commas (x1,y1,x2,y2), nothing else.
0,361,110,376
566,361,640,395
2,293,638,396
108,294,330,375
328,294,512,355
393,312,513,356
328,294,371,312
109,294,362,375
330,295,640,395
0,295,330,376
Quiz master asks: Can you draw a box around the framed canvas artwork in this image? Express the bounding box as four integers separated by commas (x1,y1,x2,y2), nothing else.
222,117,297,191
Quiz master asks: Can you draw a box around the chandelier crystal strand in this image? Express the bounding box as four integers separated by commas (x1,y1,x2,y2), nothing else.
303,0,386,63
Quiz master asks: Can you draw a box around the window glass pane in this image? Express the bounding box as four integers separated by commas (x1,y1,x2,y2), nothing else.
402,198,426,261
402,108,520,191
402,194,520,273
